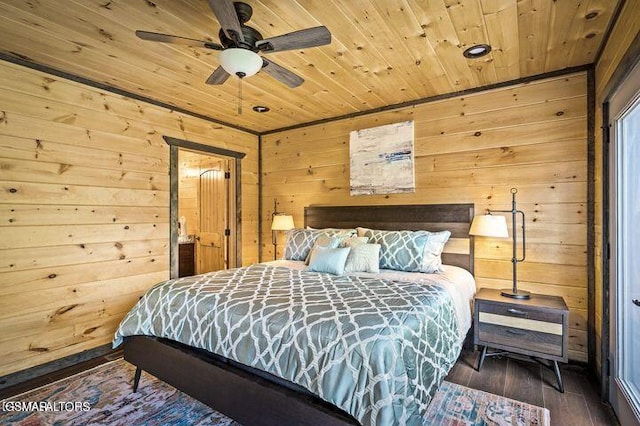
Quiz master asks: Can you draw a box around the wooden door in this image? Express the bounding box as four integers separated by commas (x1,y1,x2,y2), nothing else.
198,162,228,274
177,149,235,276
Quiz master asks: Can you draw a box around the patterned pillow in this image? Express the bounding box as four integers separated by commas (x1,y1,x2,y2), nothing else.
306,246,351,275
362,229,428,272
344,243,381,273
284,228,355,261
420,230,451,273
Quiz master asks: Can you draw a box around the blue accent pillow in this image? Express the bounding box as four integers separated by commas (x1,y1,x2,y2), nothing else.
306,246,351,275
304,235,347,264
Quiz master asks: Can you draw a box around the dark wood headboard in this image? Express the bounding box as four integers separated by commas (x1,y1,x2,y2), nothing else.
304,204,474,274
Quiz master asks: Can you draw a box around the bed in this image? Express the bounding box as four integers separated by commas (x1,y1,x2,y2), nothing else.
114,204,475,426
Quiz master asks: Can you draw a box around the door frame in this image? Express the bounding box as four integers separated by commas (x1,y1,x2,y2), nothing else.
600,33,640,422
164,136,246,279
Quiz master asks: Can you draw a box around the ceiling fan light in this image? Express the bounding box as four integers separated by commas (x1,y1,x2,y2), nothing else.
219,48,263,77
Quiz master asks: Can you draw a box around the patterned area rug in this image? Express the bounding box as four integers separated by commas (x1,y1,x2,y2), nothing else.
0,359,549,425
424,382,550,426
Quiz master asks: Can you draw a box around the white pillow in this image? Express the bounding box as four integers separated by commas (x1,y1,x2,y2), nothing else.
344,243,381,273
356,227,370,238
340,236,369,248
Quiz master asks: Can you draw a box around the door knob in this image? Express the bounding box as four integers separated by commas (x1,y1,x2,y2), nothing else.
633,299,640,307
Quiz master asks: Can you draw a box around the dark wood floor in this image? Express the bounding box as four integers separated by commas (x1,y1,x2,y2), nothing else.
1,348,620,425
0,349,123,400
446,349,619,426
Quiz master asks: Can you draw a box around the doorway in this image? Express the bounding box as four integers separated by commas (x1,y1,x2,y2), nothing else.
178,149,235,275
607,59,640,425
164,136,245,279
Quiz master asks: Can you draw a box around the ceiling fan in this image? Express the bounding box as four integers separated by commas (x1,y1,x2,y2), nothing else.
135,0,331,89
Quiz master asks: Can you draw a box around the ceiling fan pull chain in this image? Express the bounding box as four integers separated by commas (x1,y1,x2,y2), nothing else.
237,76,243,115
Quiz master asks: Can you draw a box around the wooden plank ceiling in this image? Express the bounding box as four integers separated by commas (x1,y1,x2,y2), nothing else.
0,0,618,133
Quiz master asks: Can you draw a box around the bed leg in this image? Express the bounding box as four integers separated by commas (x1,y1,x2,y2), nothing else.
133,367,142,392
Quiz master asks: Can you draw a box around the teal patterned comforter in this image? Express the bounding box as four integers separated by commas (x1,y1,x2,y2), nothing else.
113,264,462,426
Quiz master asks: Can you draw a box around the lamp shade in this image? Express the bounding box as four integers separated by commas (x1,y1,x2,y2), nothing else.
469,214,509,238
271,214,295,231
219,48,263,77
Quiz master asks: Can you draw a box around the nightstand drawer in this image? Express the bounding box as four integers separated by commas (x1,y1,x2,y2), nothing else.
477,323,563,357
478,301,564,325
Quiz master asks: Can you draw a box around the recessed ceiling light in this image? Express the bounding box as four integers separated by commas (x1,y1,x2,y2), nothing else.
252,105,270,113
463,44,492,59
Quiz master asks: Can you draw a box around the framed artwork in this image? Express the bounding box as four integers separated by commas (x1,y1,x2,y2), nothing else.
349,120,415,196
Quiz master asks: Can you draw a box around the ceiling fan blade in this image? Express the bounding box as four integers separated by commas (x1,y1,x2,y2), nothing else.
135,30,223,50
261,58,304,88
206,0,244,42
256,26,331,53
205,66,231,85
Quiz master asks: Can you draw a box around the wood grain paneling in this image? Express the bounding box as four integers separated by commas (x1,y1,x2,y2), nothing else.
0,0,619,132
0,60,258,376
594,1,640,375
261,73,588,362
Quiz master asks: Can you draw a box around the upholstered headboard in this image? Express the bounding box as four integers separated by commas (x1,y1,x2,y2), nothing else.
304,204,474,274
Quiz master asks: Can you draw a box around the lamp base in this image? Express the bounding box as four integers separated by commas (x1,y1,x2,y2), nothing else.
500,289,531,300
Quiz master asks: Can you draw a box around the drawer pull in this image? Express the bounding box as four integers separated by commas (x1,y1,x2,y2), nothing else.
507,308,527,316
505,328,526,336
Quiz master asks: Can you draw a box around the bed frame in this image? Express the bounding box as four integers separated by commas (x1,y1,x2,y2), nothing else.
124,203,474,426
305,204,474,272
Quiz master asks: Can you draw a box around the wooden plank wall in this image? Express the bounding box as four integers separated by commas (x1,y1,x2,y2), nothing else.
593,1,640,375
261,73,589,362
0,60,258,376
178,151,202,240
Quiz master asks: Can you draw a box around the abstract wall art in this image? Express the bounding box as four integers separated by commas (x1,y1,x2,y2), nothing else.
349,120,415,196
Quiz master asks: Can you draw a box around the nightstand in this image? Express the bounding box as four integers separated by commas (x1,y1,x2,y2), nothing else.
474,288,569,392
